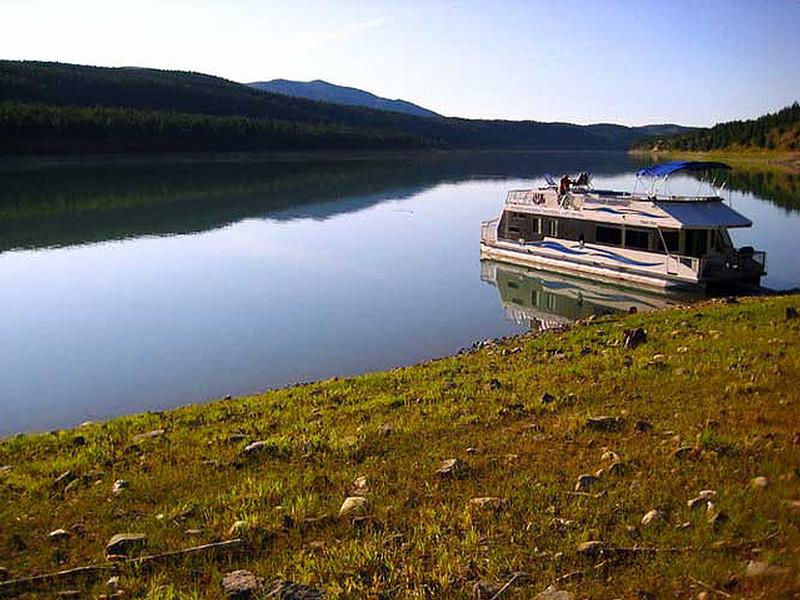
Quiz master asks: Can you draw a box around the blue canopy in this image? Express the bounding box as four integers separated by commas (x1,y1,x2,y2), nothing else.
636,161,731,178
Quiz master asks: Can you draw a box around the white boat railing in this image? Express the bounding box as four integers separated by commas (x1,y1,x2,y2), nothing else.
480,218,498,244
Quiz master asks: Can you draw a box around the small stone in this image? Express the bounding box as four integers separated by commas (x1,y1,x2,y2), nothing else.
487,378,502,390
594,468,605,478
634,420,653,433
673,446,695,460
601,450,620,462
707,511,729,529
641,509,667,527
131,429,165,443
541,392,556,404
575,474,599,492
49,528,71,542
608,461,627,476
263,580,324,599
52,470,76,491
536,585,575,600
112,480,129,495
467,497,508,512
576,540,608,557
228,521,247,536
698,490,717,500
745,560,789,578
473,580,502,599
221,570,264,598
435,458,469,479
749,476,769,489
623,327,647,349
338,496,369,517
550,517,577,531
585,416,624,432
105,533,147,558
351,475,369,496
687,497,708,510
241,441,268,456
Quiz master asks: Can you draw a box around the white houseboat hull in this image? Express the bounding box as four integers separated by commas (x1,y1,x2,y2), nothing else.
480,239,699,291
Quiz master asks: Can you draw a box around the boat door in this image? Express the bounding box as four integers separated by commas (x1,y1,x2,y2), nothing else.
666,255,679,275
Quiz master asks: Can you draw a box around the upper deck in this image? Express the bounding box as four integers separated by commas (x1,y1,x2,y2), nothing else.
503,187,752,230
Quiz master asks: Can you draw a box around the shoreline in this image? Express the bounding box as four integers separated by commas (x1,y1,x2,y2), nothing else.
2,293,799,597
629,149,800,174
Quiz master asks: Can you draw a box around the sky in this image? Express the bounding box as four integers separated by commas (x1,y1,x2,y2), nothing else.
2,0,799,126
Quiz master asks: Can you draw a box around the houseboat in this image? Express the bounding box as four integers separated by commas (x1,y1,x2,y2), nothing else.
479,161,766,291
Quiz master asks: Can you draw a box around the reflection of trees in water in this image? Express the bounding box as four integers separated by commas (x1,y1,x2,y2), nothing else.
724,169,800,213
0,152,634,252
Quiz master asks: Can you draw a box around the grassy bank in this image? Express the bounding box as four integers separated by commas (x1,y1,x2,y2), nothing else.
631,149,800,174
1,295,799,598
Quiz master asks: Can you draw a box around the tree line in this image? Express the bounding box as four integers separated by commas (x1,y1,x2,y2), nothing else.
0,102,430,155
633,102,800,152
0,60,652,155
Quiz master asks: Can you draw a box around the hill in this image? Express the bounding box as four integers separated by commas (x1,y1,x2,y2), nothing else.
248,79,441,118
1,295,799,597
632,102,800,153
0,60,690,155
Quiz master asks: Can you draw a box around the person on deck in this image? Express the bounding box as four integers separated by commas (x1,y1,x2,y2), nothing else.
558,174,572,200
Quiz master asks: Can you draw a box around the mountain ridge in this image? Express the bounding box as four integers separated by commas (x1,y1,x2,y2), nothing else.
1,60,694,155
248,78,441,119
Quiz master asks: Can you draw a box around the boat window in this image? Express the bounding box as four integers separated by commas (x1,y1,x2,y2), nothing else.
659,230,680,254
596,225,622,246
685,229,708,258
713,229,733,252
535,218,542,234
625,228,650,251
548,219,558,237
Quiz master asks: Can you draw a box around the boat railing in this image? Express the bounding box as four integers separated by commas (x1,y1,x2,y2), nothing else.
480,218,499,244
677,255,702,272
506,190,547,205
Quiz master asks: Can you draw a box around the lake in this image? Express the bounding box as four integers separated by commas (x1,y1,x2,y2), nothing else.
1,151,798,435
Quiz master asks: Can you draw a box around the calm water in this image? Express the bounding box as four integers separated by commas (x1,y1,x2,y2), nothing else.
1,152,798,435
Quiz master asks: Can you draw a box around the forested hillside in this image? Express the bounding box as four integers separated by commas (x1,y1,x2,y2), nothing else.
1,60,688,155
632,102,800,152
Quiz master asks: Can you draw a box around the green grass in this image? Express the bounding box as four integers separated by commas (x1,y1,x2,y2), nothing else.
1,295,799,598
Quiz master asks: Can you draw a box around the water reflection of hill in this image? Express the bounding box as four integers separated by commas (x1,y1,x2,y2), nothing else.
724,168,800,212
0,152,634,252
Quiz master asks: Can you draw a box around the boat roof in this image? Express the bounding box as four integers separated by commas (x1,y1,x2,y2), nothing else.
505,189,752,229
654,199,752,228
635,161,731,178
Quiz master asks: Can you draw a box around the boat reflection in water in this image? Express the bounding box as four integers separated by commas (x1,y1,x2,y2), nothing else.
480,260,693,332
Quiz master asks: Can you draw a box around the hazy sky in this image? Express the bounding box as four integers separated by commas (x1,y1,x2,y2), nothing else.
3,0,799,126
